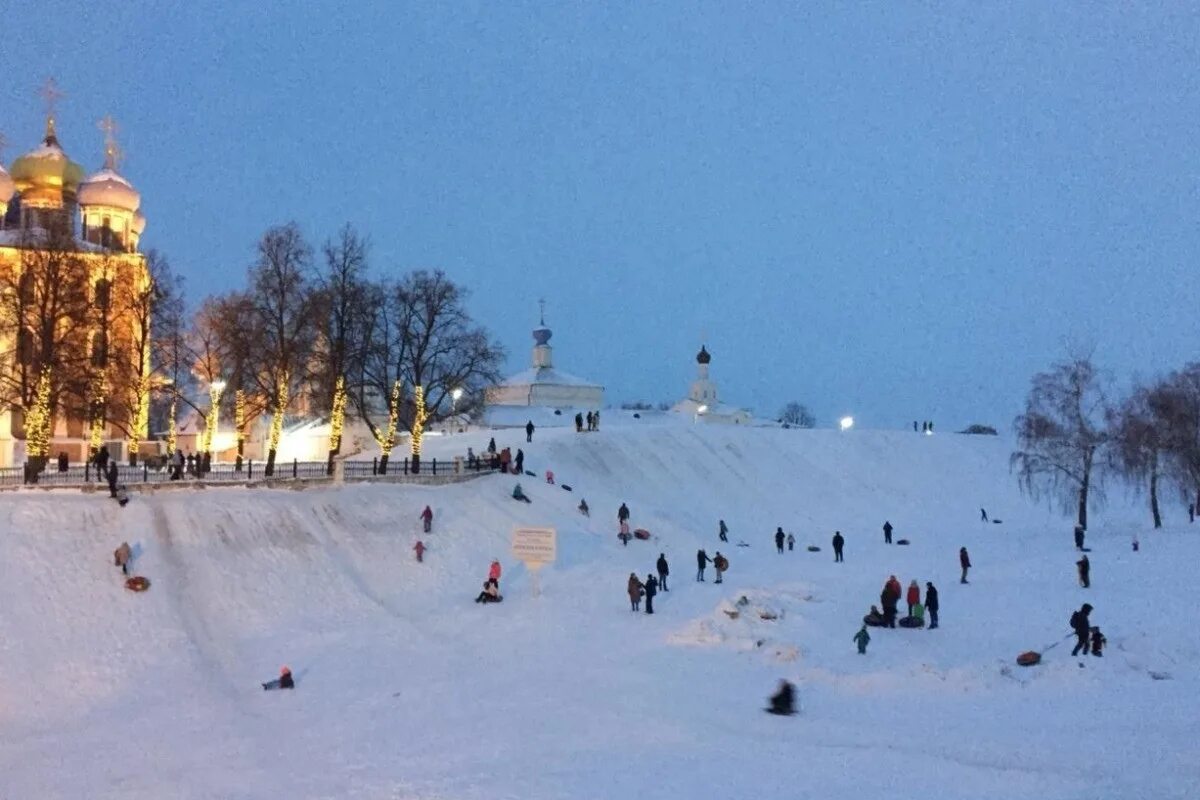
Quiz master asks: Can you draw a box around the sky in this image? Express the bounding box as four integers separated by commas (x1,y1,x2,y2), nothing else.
2,2,1198,430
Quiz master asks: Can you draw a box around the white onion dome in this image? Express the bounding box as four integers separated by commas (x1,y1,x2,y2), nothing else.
77,167,140,212
132,209,146,235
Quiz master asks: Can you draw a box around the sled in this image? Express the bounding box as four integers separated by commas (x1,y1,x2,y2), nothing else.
124,576,150,592
524,470,536,477
765,707,796,716
633,528,651,540
1016,651,1041,667
898,616,924,629
1080,547,1092,552
262,678,294,690
863,616,887,627
992,519,1003,524
806,545,820,552
895,539,910,546
561,484,573,491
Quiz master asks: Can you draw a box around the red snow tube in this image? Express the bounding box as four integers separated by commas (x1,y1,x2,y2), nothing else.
125,576,151,592
633,528,651,540
1016,651,1041,667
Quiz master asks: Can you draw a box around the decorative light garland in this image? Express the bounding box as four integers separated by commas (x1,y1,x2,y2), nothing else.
268,372,289,455
203,380,226,454
375,379,402,454
329,375,346,452
88,369,107,457
130,374,150,460
411,384,426,457
166,397,177,455
26,365,53,458
234,389,245,455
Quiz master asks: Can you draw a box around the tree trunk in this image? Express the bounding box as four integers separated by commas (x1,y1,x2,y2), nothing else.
1149,468,1162,529
378,453,389,475
265,448,277,477
1077,472,1089,530
411,453,421,474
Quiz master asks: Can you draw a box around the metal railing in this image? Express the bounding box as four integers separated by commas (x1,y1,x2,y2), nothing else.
8,454,502,488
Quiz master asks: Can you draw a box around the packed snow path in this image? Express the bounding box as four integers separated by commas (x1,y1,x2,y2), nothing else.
0,419,1196,799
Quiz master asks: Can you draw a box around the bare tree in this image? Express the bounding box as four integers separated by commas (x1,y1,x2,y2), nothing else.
0,220,92,475
1108,383,1168,528
205,292,264,467
150,269,189,455
1012,355,1110,529
1155,364,1200,515
310,225,371,472
779,401,816,428
247,223,316,476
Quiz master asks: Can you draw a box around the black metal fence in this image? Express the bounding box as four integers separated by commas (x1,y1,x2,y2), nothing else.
6,454,501,488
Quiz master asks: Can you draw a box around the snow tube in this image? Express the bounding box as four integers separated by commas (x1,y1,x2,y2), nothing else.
1016,651,1041,667
896,538,910,545
863,615,887,627
806,545,820,552
125,576,151,592
561,484,572,491
897,616,924,628
633,528,651,540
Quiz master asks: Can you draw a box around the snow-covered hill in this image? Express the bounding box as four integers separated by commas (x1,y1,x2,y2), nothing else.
0,418,1196,799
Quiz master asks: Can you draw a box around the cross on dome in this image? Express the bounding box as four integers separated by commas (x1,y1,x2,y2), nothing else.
98,115,124,170
39,77,65,139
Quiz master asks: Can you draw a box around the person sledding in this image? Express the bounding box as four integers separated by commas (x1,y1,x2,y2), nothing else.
114,485,130,507
475,579,502,603
263,666,294,690
853,624,871,654
863,605,887,627
511,483,532,503
766,679,796,715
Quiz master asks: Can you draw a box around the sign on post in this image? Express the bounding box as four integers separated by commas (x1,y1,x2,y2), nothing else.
512,527,557,597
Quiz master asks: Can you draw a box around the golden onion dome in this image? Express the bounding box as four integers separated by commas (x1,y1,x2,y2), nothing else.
78,167,140,212
9,119,85,205
132,209,146,235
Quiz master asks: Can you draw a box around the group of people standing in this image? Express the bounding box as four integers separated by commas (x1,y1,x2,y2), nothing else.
866,575,939,632
574,411,601,432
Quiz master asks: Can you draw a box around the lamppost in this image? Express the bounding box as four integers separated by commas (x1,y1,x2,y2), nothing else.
695,403,709,424
451,387,464,434
839,415,855,432
207,379,227,459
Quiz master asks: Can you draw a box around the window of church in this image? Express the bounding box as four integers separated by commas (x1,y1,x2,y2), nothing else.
94,279,111,310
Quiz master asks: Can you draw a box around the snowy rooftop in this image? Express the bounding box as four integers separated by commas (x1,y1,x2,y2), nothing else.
497,366,603,389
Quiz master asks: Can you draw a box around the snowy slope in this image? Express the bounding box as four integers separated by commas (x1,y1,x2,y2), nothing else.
0,418,1196,799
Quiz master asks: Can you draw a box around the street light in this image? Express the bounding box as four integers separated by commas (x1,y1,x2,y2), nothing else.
451,387,463,412
839,415,854,431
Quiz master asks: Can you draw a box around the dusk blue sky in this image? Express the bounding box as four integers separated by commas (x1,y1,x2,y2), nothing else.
3,3,1197,429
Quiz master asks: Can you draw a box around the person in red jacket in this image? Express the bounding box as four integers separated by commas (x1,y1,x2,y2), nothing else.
960,547,971,584
420,505,433,533
414,540,426,563
906,580,920,616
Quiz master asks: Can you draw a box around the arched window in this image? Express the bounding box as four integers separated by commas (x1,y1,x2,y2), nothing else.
90,331,108,368
94,279,111,310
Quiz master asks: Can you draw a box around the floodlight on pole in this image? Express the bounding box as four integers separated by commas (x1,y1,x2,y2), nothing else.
839,416,854,431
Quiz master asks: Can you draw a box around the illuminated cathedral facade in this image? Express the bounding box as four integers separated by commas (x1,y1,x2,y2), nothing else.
0,96,152,469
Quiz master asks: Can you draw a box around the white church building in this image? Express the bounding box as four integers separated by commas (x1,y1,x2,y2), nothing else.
672,345,750,425
484,310,604,424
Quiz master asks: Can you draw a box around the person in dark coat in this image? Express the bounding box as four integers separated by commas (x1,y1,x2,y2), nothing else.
95,445,110,471
57,452,68,472
924,582,939,629
1070,603,1093,656
514,449,525,475
487,437,497,454
586,411,594,431
914,421,919,432
1076,554,1090,588
201,451,211,475
575,413,584,432
656,553,669,591
185,452,195,476
644,574,658,614
959,547,971,584
1074,525,1085,551
832,531,844,562
767,679,796,715
525,420,534,443
719,519,729,542
1190,503,1196,523
105,460,119,498
421,505,433,533
981,507,988,522
696,549,711,582
786,533,794,551
618,503,630,524
883,521,893,544
881,575,901,628
774,527,785,553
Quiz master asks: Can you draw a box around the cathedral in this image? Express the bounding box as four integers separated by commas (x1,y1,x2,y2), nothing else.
0,96,151,469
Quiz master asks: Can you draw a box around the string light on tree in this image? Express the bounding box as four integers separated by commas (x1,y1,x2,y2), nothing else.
166,397,177,455
411,384,426,458
375,379,402,455
268,373,289,456
234,389,245,456
204,379,226,454
88,370,107,457
329,376,346,453
26,365,53,458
